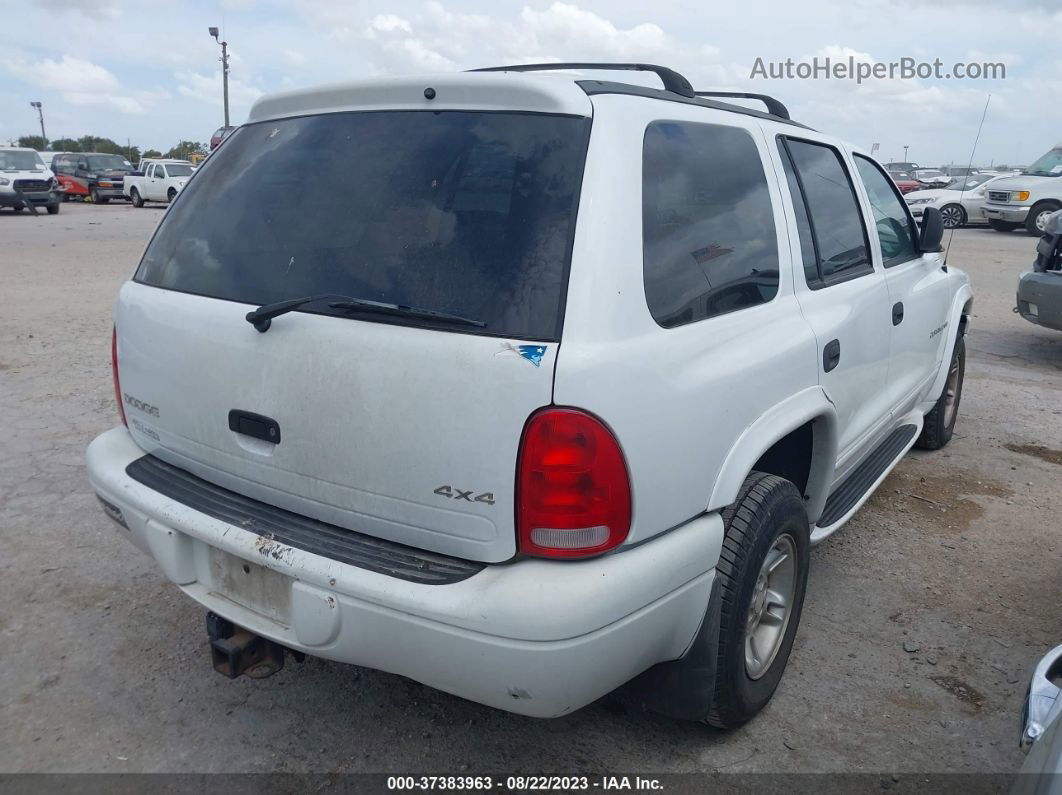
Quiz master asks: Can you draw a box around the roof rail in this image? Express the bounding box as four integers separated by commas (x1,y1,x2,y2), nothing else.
693,91,790,120
469,62,696,98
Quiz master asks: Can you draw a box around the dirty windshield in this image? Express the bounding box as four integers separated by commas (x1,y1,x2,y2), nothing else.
136,110,591,341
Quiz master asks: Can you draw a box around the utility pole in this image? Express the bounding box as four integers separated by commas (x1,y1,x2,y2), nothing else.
30,101,46,146
208,27,231,128
903,144,910,163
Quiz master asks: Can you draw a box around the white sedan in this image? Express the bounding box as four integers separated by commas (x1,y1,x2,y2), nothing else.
906,174,1010,229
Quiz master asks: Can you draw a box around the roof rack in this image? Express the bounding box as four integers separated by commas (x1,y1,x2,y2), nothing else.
469,62,696,98
694,91,790,120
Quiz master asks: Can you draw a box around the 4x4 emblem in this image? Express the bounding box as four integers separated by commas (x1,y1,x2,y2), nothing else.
434,485,495,506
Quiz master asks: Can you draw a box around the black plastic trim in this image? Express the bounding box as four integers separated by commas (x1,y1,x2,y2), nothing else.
818,425,918,527
125,455,486,585
694,91,789,119
471,62,696,97
578,80,809,128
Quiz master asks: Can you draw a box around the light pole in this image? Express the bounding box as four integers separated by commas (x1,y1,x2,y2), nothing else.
208,26,230,128
29,101,46,146
903,144,910,163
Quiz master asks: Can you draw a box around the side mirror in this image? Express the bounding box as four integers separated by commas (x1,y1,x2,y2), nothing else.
919,205,944,253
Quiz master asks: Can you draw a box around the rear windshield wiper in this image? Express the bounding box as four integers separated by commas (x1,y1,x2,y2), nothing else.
245,294,485,332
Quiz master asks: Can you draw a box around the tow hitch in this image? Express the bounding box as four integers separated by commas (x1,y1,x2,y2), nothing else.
206,612,299,679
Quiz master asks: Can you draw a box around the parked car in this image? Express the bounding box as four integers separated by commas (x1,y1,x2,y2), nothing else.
0,147,60,214
210,125,236,151
124,159,194,207
906,174,1009,228
86,63,972,727
890,170,923,194
885,161,920,174
982,142,1062,234
51,152,134,204
913,168,951,187
1015,643,1062,793
1016,210,1062,331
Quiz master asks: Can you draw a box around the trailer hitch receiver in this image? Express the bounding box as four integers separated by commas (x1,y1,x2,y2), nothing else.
206,612,285,679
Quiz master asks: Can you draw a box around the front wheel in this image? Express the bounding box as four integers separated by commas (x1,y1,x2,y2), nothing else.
916,335,966,450
130,187,144,208
940,203,966,229
705,472,810,729
167,187,177,203
1026,202,1062,235
46,203,59,215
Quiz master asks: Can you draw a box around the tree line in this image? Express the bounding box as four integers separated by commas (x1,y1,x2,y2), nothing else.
13,134,208,163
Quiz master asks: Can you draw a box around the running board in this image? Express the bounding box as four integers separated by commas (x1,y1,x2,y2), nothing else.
812,424,919,543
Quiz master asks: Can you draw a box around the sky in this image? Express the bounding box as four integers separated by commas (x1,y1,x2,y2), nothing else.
1,0,1059,166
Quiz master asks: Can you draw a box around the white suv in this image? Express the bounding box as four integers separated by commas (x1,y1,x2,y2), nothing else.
86,64,973,727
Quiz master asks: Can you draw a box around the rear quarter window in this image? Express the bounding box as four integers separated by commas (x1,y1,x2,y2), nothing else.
642,120,779,328
136,111,591,341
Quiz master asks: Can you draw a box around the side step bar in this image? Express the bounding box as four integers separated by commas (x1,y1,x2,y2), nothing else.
814,424,919,538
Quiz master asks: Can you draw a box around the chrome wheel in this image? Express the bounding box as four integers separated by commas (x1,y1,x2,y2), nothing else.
1035,209,1053,233
745,533,798,680
940,205,964,229
943,350,962,427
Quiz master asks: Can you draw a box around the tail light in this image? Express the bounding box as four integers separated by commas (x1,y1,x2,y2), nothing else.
516,407,631,559
112,326,126,427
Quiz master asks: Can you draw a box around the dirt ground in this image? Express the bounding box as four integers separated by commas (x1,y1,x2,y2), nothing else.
0,202,1059,775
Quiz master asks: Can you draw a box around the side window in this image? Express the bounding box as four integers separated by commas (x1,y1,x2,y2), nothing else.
156,165,168,179
779,138,871,287
77,158,88,171
777,145,819,287
642,120,779,328
854,156,919,267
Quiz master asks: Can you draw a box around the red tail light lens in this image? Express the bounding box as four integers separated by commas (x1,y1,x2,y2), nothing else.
112,326,127,427
517,408,631,559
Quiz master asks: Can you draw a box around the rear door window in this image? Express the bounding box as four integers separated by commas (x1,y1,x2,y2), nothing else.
136,111,591,341
642,120,779,328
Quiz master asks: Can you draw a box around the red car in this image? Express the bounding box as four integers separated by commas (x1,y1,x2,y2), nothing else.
210,125,236,151
888,170,922,195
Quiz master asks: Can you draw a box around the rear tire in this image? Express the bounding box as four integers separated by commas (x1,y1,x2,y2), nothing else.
130,187,143,208
704,472,810,729
916,335,965,450
988,219,1019,232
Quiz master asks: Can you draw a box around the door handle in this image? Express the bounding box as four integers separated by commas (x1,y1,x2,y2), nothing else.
823,339,841,373
892,302,905,326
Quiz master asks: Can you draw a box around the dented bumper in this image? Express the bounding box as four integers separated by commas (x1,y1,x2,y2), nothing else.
86,426,718,717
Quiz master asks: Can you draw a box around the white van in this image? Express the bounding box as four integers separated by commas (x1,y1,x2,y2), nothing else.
982,142,1062,234
0,147,60,214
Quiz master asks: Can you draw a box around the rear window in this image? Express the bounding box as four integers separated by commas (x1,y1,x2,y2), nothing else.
136,111,591,341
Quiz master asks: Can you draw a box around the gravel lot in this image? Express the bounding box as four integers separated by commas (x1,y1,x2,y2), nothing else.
1,202,1059,776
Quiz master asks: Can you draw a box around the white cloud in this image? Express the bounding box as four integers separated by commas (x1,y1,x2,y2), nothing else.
175,70,264,111
2,54,150,114
282,49,306,67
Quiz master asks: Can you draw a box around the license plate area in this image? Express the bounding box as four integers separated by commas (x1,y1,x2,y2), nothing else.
207,548,292,625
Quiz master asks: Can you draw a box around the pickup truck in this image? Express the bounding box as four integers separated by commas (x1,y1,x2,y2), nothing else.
87,64,973,727
124,159,194,207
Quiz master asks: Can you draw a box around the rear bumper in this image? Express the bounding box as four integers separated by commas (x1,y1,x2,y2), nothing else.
1017,271,1062,331
86,427,720,717
982,204,1030,223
